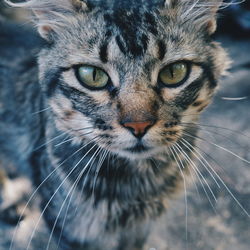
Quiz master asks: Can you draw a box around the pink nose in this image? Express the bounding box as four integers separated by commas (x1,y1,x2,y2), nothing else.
122,121,154,138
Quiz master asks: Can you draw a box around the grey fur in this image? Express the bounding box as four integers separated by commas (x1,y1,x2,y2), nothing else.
0,0,230,249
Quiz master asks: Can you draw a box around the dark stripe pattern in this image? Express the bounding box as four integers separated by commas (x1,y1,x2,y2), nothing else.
103,6,159,57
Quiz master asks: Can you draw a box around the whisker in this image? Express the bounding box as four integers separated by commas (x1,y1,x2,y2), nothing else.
46,146,102,250
91,148,109,201
33,131,69,151
180,138,250,218
221,96,248,101
181,121,250,140
188,163,202,200
31,107,51,115
25,144,98,250
54,131,94,147
172,144,201,199
9,137,98,250
174,143,217,200
75,148,109,242
55,145,103,250
59,145,104,249
173,142,217,212
169,146,188,247
182,131,250,164
181,123,247,151
72,126,94,132
180,139,220,188
34,126,96,151
54,135,71,147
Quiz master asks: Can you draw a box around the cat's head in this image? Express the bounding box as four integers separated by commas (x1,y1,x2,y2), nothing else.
8,0,230,160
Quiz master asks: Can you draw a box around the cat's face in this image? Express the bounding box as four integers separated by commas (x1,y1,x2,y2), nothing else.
34,0,229,160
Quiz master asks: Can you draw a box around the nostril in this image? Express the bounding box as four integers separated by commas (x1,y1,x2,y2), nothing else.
122,120,155,138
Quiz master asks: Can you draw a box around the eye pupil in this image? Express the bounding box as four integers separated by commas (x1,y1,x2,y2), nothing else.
93,68,97,81
169,66,174,78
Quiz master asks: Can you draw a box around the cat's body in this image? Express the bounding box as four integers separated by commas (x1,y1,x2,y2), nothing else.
0,21,186,249
0,1,230,249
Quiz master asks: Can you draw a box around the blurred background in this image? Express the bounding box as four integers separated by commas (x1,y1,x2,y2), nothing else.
0,0,250,249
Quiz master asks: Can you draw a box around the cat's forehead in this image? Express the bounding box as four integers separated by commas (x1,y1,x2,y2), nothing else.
47,1,211,74
101,8,160,58
55,10,199,68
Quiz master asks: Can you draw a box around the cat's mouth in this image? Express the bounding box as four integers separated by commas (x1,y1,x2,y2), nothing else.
119,141,167,160
125,141,151,153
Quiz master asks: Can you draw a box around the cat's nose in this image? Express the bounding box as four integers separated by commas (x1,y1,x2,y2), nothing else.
122,120,155,138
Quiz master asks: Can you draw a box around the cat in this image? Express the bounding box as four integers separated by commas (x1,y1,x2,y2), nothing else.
0,0,231,249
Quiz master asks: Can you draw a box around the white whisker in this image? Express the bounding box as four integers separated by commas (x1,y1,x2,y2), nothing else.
181,122,250,140
180,139,220,188
181,138,250,218
173,142,217,211
169,146,188,248
33,131,69,151
9,137,98,250
183,131,250,164
221,96,248,101
46,146,102,250
91,148,109,201
31,107,51,115
25,143,98,250
54,131,93,147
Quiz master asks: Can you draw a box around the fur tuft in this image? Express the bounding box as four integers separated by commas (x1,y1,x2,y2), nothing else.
4,0,88,40
162,0,243,34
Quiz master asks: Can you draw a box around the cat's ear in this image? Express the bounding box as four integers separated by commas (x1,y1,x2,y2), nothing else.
163,0,223,35
5,0,88,41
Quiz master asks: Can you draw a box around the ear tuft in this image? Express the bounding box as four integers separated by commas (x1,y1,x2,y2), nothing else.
72,0,88,11
206,18,217,35
162,0,224,35
38,25,53,40
5,0,88,41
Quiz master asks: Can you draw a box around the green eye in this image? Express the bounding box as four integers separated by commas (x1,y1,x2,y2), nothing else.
159,62,189,87
77,65,109,89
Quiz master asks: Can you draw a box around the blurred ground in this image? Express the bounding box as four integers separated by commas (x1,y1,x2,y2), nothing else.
0,2,250,250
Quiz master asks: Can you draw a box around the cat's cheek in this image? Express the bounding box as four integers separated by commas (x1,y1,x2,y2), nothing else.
48,96,94,138
189,101,210,116
49,93,74,116
181,85,214,124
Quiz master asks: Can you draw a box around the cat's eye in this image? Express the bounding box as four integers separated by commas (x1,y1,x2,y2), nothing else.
76,65,109,90
159,62,189,87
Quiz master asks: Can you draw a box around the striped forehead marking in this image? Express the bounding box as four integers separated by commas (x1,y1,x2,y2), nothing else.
103,8,159,58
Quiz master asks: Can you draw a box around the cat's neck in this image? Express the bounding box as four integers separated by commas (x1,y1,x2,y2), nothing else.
31,117,193,229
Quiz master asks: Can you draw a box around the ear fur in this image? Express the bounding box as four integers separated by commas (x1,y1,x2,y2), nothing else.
5,0,88,40
163,0,223,34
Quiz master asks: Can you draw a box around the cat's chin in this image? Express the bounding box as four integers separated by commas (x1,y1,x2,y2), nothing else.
112,145,167,161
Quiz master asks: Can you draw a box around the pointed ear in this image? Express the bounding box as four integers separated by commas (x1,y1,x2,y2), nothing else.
163,0,223,35
5,0,88,41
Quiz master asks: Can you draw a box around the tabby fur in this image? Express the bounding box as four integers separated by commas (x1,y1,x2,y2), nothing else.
0,0,230,249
